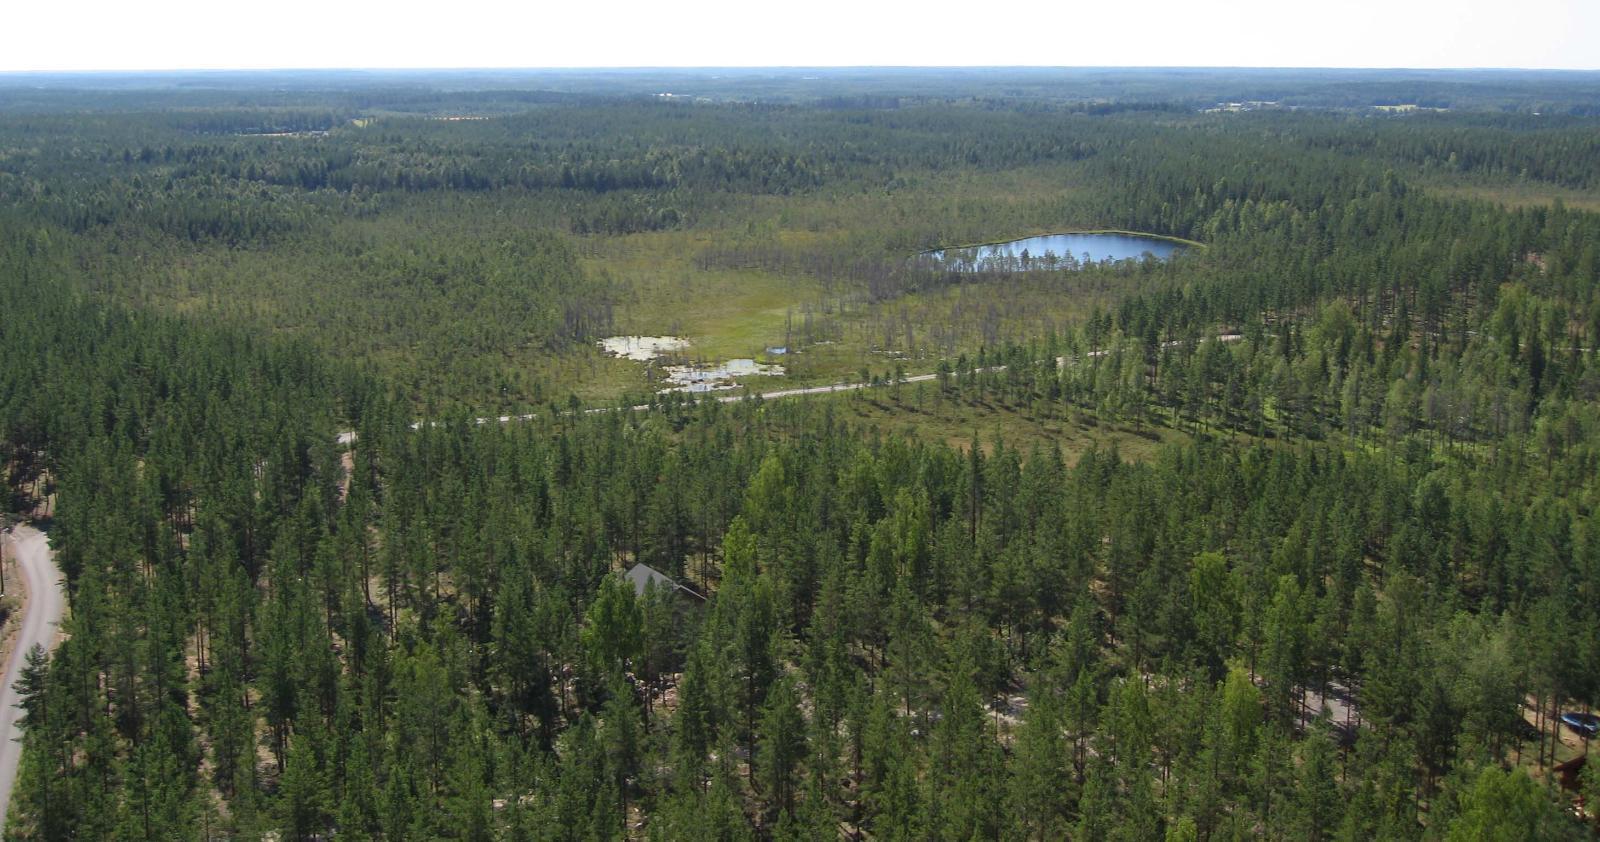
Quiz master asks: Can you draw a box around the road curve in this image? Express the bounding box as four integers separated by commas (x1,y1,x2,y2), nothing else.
0,526,64,835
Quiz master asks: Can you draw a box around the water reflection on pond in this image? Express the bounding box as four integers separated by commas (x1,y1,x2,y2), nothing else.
924,232,1188,272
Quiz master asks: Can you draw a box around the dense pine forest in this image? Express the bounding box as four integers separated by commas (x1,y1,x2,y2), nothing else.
3,68,1600,839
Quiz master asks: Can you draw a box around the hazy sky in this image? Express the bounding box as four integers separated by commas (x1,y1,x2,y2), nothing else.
9,0,1599,72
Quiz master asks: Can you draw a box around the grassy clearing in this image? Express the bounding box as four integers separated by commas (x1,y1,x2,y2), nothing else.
581,167,1161,403
587,230,818,362
584,247,1146,401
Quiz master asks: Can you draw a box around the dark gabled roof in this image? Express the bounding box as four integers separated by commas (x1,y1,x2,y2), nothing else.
623,563,706,601
624,563,675,596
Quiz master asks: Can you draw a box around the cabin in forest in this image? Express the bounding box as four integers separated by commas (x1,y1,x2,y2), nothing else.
623,563,706,602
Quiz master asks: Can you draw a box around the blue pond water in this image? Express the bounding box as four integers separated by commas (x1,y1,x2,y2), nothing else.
925,232,1188,272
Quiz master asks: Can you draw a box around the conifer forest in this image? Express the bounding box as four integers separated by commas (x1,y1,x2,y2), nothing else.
3,68,1600,839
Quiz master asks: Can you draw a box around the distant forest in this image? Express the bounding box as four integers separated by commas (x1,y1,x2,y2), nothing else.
2,70,1600,840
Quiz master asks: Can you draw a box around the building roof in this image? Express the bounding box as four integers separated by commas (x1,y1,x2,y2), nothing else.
624,563,675,596
623,563,706,601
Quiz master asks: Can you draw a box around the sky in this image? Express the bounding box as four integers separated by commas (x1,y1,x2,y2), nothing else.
7,0,1599,72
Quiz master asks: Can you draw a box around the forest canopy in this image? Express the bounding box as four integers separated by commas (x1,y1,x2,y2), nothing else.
2,69,1599,840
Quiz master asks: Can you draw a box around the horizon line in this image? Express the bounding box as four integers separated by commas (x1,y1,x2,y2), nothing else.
3,64,1600,76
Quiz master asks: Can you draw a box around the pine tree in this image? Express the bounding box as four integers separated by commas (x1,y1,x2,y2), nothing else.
1008,677,1072,839
1290,720,1343,841
756,676,807,820
1445,765,1576,841
927,655,1001,840
278,729,330,841
673,642,716,790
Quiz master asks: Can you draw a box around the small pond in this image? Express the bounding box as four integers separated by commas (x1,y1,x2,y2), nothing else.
924,232,1189,272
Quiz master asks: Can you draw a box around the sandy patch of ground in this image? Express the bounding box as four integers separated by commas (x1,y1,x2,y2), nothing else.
599,336,690,362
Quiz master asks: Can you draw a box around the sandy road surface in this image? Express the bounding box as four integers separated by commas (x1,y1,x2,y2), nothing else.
0,526,64,835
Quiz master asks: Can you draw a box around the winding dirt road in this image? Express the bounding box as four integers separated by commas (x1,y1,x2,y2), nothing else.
0,526,64,835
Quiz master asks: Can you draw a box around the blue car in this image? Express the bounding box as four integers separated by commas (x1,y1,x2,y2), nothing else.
1560,712,1600,739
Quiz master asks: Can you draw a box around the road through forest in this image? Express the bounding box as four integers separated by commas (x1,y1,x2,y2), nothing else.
335,335,1244,444
0,526,64,835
